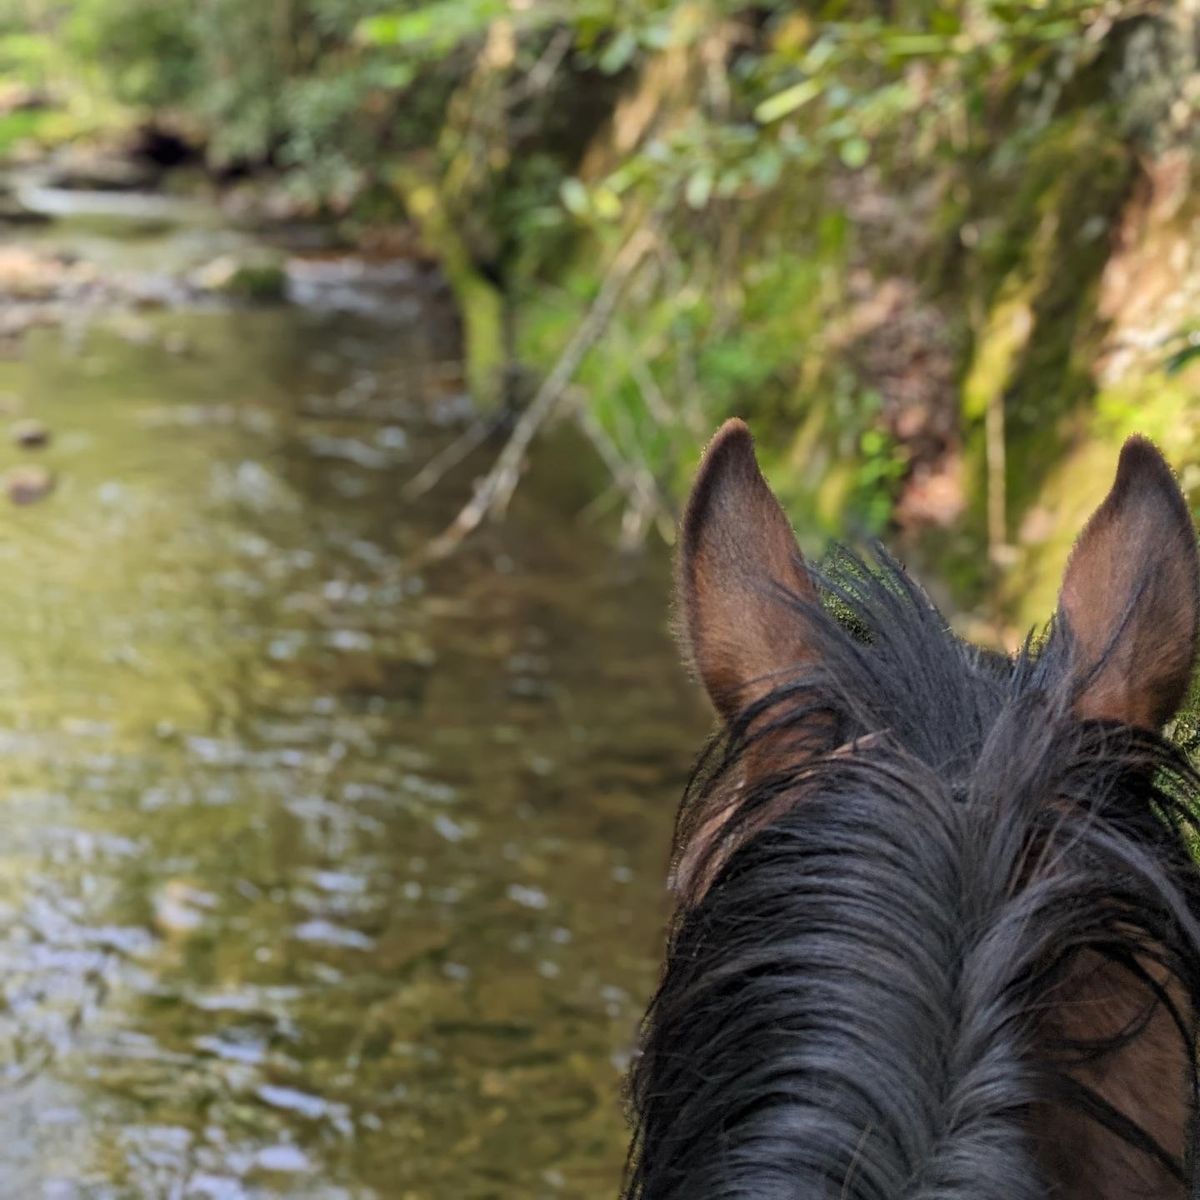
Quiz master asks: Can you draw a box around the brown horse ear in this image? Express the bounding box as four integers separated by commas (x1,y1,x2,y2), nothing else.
1057,436,1200,729
677,419,816,723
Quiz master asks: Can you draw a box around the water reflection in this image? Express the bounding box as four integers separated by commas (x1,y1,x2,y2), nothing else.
0,289,704,1195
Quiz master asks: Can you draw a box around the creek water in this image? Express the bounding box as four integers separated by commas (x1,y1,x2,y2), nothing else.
0,204,705,1197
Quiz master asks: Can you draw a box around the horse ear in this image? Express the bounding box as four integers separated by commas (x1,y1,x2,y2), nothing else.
677,419,816,723
1057,436,1200,729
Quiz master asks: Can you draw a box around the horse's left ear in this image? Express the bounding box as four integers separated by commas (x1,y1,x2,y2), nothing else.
1057,436,1200,729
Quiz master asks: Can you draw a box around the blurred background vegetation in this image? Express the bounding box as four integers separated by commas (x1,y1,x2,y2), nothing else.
3,0,1199,637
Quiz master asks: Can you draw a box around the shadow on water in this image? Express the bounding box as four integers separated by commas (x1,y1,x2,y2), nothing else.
0,228,706,1197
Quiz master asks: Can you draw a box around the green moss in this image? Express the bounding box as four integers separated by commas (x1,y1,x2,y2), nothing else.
938,113,1137,615
979,118,1132,495
193,254,289,303
0,108,50,157
393,164,507,410
961,287,1036,425
994,364,1200,631
1093,373,1200,454
224,262,288,302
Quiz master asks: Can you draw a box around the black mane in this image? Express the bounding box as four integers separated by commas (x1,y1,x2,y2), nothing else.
625,548,1200,1199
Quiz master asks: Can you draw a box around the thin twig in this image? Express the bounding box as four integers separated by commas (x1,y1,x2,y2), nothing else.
619,490,653,551
614,321,674,429
508,27,573,105
400,413,500,500
576,479,624,524
571,393,674,550
425,227,657,560
573,397,670,523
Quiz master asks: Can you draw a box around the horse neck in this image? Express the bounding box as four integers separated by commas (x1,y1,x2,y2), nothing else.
1036,948,1194,1199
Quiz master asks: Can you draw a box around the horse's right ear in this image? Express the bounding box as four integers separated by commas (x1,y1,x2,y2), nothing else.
676,420,816,724
1057,436,1200,729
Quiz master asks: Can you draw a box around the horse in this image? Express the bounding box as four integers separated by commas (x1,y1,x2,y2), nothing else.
624,420,1200,1199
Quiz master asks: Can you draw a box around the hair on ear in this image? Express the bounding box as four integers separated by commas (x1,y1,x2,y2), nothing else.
1057,436,1200,729
676,419,816,723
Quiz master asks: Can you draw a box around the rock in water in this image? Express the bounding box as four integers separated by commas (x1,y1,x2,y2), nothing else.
6,464,55,504
192,254,289,302
11,418,49,448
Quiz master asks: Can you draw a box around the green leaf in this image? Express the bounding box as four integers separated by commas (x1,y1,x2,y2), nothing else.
1031,20,1079,42
377,62,416,89
356,0,505,54
802,37,837,74
641,21,673,51
754,78,822,124
749,146,782,188
685,166,714,210
599,29,637,74
591,185,622,220
1165,339,1200,376
839,136,870,168
881,33,950,57
715,167,743,198
560,177,590,217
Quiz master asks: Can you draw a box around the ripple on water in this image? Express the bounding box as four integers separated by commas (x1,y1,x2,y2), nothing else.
0,287,704,1194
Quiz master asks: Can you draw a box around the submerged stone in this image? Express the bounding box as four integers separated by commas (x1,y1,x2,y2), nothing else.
11,417,49,448
5,462,54,504
193,254,289,302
